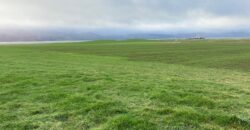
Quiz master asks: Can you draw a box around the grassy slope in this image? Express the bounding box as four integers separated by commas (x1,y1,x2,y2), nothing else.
0,40,250,129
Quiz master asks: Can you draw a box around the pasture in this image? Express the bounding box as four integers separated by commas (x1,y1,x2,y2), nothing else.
0,39,250,129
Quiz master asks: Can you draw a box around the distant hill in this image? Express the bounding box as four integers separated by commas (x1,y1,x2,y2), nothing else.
0,28,102,42
0,28,250,42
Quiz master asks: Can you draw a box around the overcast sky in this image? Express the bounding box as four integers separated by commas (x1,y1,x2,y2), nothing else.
1,0,250,32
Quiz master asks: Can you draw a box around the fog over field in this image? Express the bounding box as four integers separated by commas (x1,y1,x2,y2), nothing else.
1,0,250,41
1,1,250,129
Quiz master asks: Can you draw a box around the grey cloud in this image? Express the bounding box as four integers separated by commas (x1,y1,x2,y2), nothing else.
0,0,250,31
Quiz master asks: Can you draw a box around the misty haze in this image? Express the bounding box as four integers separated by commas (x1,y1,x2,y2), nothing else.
0,0,249,130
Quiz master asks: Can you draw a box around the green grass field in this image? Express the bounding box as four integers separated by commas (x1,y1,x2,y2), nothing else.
0,39,250,129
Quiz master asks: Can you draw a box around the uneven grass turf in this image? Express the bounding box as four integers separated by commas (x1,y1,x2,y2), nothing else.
0,39,250,129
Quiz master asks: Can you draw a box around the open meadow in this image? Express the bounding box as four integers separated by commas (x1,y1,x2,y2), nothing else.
0,39,250,129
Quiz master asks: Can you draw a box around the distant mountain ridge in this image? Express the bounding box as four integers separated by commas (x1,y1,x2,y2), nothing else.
0,28,102,42
0,28,250,42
